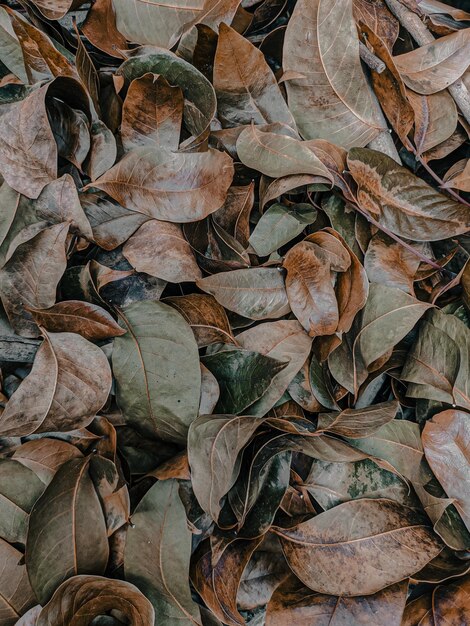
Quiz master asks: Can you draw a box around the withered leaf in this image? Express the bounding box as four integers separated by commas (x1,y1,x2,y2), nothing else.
422,410,470,532
348,148,470,241
26,457,109,605
0,538,36,626
197,268,290,320
28,301,126,341
164,293,235,347
188,414,265,521
36,575,155,626
214,23,295,129
121,73,183,152
275,499,443,596
236,126,333,181
0,223,69,337
0,330,112,437
92,146,234,222
266,577,408,626
123,219,201,282
394,29,470,94
283,0,385,147
401,309,470,410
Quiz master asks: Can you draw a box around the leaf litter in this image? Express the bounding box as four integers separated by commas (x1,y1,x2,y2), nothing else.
0,0,469,624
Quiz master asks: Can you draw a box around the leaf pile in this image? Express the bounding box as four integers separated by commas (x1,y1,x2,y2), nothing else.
0,0,469,624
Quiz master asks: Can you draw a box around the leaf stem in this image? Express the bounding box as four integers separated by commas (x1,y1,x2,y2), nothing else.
347,198,455,275
416,156,470,208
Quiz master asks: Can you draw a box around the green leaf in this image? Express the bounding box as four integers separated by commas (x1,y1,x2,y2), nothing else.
0,459,45,544
401,309,470,410
202,346,288,414
113,300,201,444
124,479,201,625
249,203,317,257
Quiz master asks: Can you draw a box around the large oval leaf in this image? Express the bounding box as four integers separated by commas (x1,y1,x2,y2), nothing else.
347,148,470,241
283,0,384,147
0,330,112,437
26,457,109,605
112,300,201,443
275,498,443,596
92,146,234,222
124,479,201,625
197,268,290,320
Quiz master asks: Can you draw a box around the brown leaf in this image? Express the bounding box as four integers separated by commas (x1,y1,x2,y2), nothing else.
266,576,408,626
82,0,129,58
422,410,470,533
0,329,112,436
197,268,291,320
121,73,183,151
275,499,443,596
36,575,154,626
26,458,109,604
123,219,201,282
28,300,126,341
0,538,36,626
394,29,470,94
164,293,236,347
214,23,295,129
283,0,385,147
91,146,234,222
0,223,69,337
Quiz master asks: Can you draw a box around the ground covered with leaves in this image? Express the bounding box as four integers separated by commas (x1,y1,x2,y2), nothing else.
0,0,470,624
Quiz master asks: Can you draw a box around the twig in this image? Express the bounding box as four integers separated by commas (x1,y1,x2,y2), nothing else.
359,41,386,73
385,0,470,125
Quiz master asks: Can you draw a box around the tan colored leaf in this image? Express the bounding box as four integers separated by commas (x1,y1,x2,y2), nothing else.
394,29,470,95
0,82,56,198
91,146,234,222
0,330,112,437
121,73,183,151
214,23,295,129
423,410,470,533
0,223,69,337
236,126,333,181
348,148,470,241
123,219,201,282
197,268,291,320
0,538,36,626
283,0,384,148
408,90,458,155
275,499,443,596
